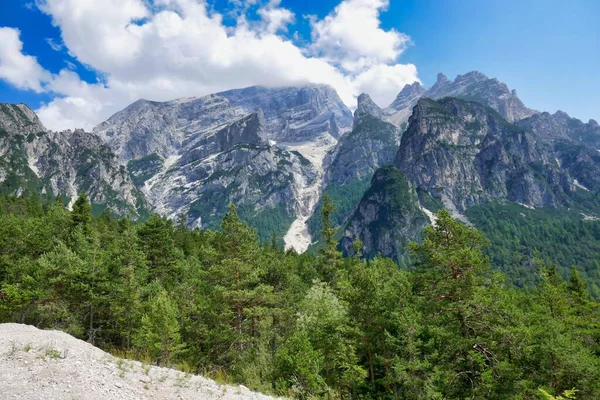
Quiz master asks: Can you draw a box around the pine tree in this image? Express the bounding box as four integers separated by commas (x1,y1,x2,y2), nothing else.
206,205,275,372
104,218,147,347
568,267,587,299
409,209,497,398
71,193,92,234
319,195,341,283
134,288,184,365
137,215,182,289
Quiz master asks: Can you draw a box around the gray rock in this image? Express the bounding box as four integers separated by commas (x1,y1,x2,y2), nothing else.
0,104,147,217
384,71,537,126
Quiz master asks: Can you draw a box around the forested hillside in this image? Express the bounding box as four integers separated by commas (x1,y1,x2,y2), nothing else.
1,194,599,399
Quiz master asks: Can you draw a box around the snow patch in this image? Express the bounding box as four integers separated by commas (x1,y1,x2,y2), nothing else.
28,156,40,177
518,202,535,210
282,135,337,253
420,204,437,225
67,196,76,211
582,213,600,221
573,179,590,191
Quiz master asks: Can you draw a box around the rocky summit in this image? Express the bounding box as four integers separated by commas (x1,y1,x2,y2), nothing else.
92,84,353,252
384,71,537,127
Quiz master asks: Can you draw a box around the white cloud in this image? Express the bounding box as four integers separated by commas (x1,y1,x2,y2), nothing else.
45,37,63,51
257,0,295,34
310,0,410,72
0,28,50,92
2,0,419,131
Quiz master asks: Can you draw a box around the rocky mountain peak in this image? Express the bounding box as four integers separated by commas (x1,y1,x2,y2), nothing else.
387,82,425,110
385,70,536,128
553,110,571,122
384,82,426,126
354,93,383,125
455,70,488,83
436,72,450,84
0,103,47,134
589,119,599,127
395,97,565,214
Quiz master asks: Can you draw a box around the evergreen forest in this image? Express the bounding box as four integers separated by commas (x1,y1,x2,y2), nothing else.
0,194,599,399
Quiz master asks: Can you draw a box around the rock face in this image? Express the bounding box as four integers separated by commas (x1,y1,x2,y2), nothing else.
343,97,600,259
385,82,425,127
0,323,281,400
4,73,598,258
94,85,353,163
306,94,402,247
93,84,352,251
385,71,537,126
516,110,600,149
219,85,353,142
341,166,428,260
396,98,570,212
328,94,400,184
0,104,146,216
516,111,600,192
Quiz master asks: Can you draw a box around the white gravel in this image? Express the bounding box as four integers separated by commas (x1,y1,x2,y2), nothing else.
0,323,282,400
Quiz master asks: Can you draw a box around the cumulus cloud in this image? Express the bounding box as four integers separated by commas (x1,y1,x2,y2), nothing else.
257,0,295,34
1,0,419,131
0,28,50,92
310,0,410,72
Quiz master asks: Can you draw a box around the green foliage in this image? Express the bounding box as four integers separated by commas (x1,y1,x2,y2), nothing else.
318,195,342,283
307,178,371,250
134,288,185,365
539,388,579,399
238,202,295,244
71,193,92,234
466,201,600,298
0,195,599,399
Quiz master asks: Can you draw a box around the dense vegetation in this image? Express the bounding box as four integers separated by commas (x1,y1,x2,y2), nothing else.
466,202,600,298
1,194,599,399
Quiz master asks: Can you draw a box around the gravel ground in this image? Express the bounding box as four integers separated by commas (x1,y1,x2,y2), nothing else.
0,323,282,400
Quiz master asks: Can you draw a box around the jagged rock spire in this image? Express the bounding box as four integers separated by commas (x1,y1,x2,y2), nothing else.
354,93,383,126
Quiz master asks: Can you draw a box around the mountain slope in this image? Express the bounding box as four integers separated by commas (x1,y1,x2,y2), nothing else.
343,97,600,271
94,85,352,250
94,85,353,164
0,104,147,216
306,94,402,248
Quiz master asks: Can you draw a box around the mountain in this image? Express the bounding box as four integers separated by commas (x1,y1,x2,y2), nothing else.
0,104,146,216
385,82,426,127
306,93,402,247
94,85,353,163
94,85,353,251
343,96,600,287
3,72,598,269
384,71,537,126
341,165,428,260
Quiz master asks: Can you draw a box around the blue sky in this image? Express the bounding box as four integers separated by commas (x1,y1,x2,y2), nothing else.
0,0,598,130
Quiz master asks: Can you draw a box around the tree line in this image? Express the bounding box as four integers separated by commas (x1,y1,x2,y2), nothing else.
0,194,599,399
